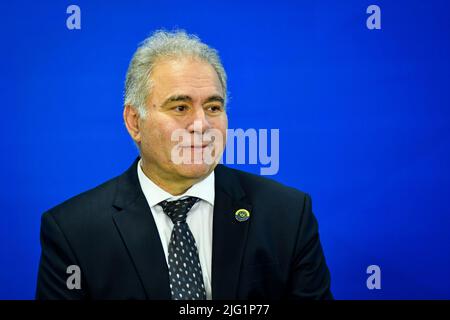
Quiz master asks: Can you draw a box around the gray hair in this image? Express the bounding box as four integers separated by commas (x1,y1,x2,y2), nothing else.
124,29,228,118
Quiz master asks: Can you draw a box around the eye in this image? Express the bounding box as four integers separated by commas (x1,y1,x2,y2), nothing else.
207,105,223,113
173,105,188,112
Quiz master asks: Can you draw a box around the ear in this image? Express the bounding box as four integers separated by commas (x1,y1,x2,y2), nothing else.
123,105,142,144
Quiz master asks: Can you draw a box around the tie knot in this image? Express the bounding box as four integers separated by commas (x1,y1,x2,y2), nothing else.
159,197,199,224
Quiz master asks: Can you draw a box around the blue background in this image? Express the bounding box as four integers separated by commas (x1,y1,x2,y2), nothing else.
1,0,449,299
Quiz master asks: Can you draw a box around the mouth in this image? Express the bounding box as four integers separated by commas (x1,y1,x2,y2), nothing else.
181,144,212,149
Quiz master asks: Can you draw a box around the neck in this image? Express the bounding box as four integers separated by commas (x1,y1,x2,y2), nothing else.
140,161,204,196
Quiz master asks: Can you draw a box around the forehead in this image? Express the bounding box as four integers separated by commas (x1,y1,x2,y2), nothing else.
149,57,223,101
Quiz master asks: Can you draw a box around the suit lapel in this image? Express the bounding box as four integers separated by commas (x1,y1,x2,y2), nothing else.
211,165,252,299
111,157,171,300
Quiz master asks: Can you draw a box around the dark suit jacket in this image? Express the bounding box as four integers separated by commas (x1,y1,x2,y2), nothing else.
36,157,332,300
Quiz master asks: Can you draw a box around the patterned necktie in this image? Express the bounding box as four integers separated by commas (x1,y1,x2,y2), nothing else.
158,197,206,300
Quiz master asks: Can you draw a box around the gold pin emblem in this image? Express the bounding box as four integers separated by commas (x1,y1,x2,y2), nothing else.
235,209,250,222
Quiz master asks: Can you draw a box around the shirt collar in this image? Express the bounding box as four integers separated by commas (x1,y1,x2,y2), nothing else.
137,159,215,208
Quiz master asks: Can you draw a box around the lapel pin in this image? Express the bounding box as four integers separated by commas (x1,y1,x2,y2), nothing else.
235,208,250,222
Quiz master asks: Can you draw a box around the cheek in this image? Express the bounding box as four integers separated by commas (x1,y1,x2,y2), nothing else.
214,117,228,142
140,121,164,151
144,123,180,153
207,118,228,149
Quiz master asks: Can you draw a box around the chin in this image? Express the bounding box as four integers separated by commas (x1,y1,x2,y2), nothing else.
176,163,215,179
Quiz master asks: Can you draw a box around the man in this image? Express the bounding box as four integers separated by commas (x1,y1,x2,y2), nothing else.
36,30,332,300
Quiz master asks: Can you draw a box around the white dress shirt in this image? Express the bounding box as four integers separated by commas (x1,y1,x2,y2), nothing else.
137,159,214,300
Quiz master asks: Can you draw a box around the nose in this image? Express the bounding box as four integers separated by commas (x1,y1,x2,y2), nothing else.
187,107,211,134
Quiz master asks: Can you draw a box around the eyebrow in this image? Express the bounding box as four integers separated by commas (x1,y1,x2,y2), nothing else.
160,94,224,108
204,95,225,105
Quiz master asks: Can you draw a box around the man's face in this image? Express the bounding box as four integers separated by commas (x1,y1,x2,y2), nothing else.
137,57,228,184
